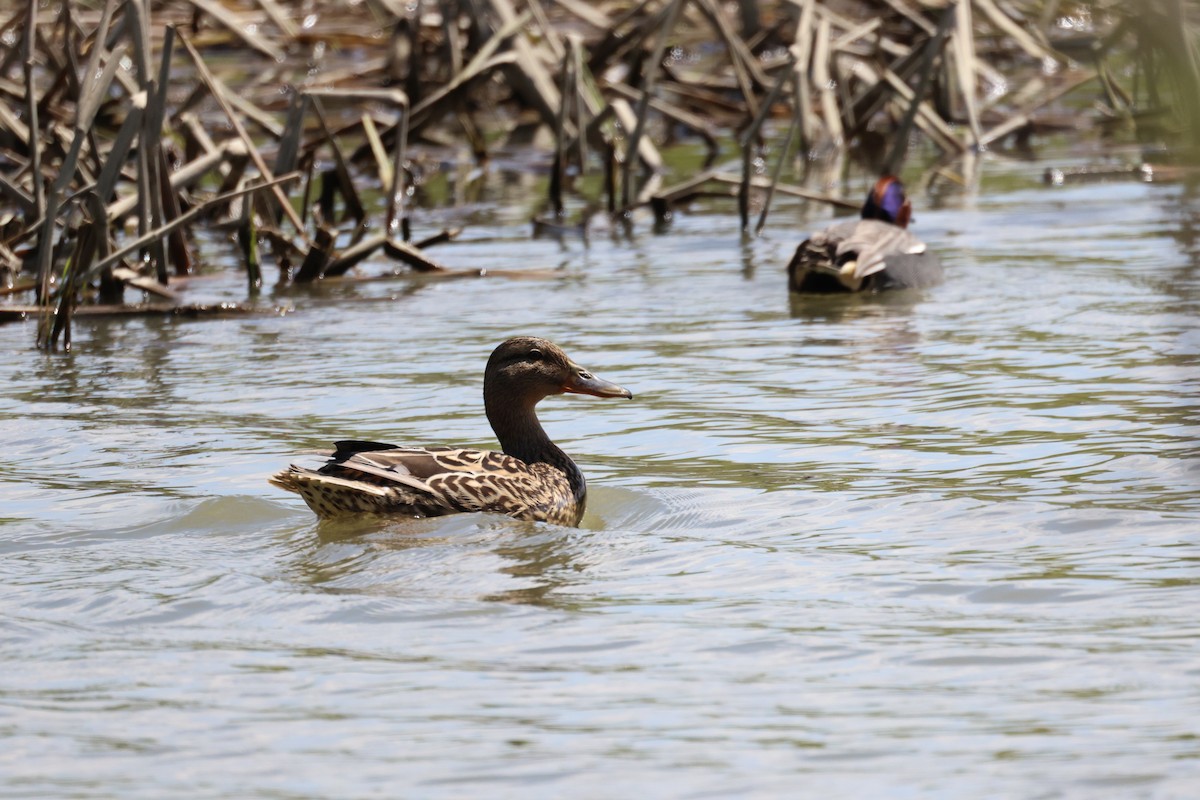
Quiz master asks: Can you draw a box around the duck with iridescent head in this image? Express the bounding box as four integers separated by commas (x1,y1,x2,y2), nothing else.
787,176,942,293
270,337,632,527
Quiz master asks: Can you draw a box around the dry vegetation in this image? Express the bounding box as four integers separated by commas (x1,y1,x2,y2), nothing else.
1,0,1197,349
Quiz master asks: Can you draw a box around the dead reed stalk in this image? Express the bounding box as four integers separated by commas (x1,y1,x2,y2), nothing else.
0,0,1194,349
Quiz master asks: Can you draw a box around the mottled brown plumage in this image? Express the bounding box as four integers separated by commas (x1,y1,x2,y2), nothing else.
269,337,632,526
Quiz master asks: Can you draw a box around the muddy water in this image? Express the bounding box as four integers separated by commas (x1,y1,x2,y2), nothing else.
2,153,1198,797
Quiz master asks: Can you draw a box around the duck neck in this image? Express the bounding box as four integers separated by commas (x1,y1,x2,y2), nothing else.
486,393,586,500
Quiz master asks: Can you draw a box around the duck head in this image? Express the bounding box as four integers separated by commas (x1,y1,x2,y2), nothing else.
485,336,633,407
861,176,912,228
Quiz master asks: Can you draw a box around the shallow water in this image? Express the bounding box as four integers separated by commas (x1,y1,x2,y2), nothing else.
2,152,1198,797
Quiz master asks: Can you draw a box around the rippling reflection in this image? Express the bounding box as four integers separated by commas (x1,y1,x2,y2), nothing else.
1,155,1198,797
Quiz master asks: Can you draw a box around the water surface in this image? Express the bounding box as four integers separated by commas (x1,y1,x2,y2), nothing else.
2,154,1198,797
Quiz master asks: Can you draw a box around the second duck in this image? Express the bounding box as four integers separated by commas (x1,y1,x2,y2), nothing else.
787,176,942,293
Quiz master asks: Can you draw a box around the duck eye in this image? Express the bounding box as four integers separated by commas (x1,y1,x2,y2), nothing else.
528,348,543,360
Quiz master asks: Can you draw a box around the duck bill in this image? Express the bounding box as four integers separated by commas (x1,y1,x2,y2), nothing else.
563,364,633,399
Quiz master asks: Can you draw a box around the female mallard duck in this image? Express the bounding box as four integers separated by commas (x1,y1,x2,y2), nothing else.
269,337,632,527
788,176,942,293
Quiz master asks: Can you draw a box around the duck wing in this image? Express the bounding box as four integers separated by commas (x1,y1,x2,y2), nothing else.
337,444,519,481
831,220,929,280
272,444,572,520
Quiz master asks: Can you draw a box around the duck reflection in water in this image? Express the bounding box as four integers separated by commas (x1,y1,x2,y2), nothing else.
300,514,595,609
788,176,943,293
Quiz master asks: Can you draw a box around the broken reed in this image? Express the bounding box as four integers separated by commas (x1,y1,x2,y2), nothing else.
0,0,1195,350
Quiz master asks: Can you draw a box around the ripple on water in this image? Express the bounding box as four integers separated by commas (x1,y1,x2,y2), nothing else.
1,161,1199,797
